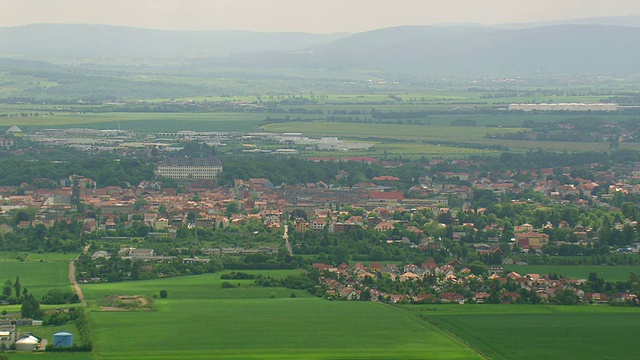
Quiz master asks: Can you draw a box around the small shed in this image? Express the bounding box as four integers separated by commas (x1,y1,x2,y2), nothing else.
53,331,73,347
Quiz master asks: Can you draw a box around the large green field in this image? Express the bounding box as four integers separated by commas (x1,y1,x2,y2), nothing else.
261,121,640,153
407,304,640,360
81,271,480,359
262,122,522,142
0,252,76,299
4,99,639,155
0,111,273,132
503,265,640,282
4,261,640,359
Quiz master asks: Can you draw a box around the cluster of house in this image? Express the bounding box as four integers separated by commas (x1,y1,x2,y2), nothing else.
3,148,640,259
312,260,638,305
87,245,278,266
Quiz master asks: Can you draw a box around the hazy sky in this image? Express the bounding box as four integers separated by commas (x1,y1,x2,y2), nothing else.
2,0,639,33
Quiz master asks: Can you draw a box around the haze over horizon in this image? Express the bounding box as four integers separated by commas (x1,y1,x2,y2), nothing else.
2,0,640,33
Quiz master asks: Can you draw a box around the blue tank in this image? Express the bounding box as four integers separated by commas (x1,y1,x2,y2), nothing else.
53,331,73,347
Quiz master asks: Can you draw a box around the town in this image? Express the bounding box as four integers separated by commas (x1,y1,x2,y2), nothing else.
2,126,640,309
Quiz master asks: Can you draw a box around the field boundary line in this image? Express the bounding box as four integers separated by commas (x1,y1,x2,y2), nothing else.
381,303,489,360
421,314,510,360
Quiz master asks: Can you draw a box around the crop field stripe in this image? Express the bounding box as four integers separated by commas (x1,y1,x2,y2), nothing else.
420,315,505,360
406,305,640,359
385,303,487,360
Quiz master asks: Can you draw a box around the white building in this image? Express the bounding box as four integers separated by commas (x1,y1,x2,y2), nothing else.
508,103,618,112
156,157,222,179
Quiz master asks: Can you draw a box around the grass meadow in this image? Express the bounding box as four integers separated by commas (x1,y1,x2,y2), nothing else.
3,102,638,154
81,271,480,359
0,252,76,299
503,264,640,282
406,304,640,360
262,122,518,141
263,121,640,153
0,112,273,132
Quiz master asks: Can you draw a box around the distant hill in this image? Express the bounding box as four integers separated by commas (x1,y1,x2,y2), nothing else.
0,24,349,59
2,19,640,75
499,15,640,29
295,24,640,74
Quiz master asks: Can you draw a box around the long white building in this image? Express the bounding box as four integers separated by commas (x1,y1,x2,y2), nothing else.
508,103,618,111
156,157,223,179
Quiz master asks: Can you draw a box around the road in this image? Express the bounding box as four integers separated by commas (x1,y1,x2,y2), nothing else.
69,260,86,307
283,224,293,256
69,245,90,307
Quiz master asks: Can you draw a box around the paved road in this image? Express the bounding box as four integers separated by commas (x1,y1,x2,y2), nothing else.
283,224,293,256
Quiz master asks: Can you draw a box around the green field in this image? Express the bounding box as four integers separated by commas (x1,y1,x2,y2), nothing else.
407,304,640,360
4,101,639,155
503,265,640,282
0,111,274,132
82,271,480,359
4,260,640,359
262,122,521,142
0,252,76,298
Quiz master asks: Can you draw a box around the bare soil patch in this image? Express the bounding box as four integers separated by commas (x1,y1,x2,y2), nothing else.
98,295,154,312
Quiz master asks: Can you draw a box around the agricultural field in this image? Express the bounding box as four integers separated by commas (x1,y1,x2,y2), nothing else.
81,271,480,359
297,142,497,160
503,264,640,282
3,89,639,156
407,304,640,360
0,111,274,132
0,252,76,298
262,122,522,142
262,120,640,153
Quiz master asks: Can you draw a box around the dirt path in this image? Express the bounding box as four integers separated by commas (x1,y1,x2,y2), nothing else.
69,260,86,307
70,246,98,360
283,224,293,256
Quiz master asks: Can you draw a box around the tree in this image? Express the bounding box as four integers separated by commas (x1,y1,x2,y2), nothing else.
133,198,148,211
438,212,455,226
21,292,43,319
2,279,11,298
14,276,20,299
226,202,240,216
158,204,169,218
13,210,29,226
468,261,488,276
587,272,604,293
554,289,578,305
330,245,350,265
159,289,168,298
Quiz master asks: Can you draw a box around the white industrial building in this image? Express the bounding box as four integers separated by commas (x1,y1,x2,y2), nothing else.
508,103,618,111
